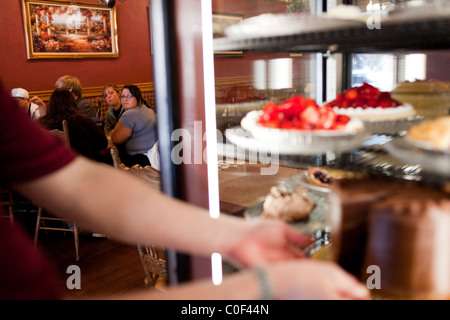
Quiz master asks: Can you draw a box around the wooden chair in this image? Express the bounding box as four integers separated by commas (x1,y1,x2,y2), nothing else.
34,120,80,261
110,146,167,289
3,187,44,229
0,188,14,223
137,244,167,288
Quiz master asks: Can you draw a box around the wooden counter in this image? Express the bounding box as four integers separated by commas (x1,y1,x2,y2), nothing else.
218,161,304,215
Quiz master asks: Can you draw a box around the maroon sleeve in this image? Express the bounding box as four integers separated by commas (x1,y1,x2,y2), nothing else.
0,219,62,300
0,81,77,186
0,80,77,299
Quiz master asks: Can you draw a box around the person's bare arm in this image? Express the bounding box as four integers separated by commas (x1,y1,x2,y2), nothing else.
114,260,370,300
14,156,370,301
30,96,46,116
13,156,312,264
15,156,222,253
111,122,132,145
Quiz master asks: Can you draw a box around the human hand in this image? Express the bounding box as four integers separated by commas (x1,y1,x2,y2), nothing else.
267,260,370,300
30,96,45,107
225,219,315,268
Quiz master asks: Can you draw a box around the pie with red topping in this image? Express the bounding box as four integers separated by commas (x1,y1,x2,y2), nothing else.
257,95,353,131
324,83,416,121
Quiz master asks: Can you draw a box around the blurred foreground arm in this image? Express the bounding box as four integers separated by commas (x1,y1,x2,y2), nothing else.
15,156,370,301
15,156,312,266
117,260,370,300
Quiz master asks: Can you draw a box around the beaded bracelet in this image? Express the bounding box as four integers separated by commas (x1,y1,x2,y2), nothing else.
251,266,274,300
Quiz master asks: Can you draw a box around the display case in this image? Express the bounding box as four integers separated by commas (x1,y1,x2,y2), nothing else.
213,0,450,181
150,0,450,285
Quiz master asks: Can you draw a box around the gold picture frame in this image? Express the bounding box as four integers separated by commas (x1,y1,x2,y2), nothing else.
22,0,119,59
213,12,244,57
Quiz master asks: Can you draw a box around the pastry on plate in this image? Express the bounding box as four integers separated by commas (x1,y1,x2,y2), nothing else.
307,166,366,188
406,115,450,151
262,186,315,223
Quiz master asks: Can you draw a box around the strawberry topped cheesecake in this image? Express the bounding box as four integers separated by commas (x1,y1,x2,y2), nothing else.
252,95,362,132
324,83,416,121
236,95,368,155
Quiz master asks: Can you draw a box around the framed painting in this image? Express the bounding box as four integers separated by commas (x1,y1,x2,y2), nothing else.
212,12,244,57
22,0,119,59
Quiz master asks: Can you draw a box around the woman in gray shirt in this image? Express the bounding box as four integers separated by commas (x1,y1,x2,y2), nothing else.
111,84,157,167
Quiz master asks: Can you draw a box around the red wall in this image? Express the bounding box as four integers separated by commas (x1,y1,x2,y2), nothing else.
0,0,154,92
0,0,290,92
0,0,313,93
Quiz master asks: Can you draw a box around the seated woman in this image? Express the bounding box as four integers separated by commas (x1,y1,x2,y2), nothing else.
102,84,123,134
111,84,157,167
38,88,112,165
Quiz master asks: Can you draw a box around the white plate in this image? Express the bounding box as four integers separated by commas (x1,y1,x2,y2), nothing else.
332,103,416,122
385,137,450,177
363,115,424,135
225,111,370,155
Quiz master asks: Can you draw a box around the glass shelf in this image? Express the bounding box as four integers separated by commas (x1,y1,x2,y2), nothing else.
214,15,450,53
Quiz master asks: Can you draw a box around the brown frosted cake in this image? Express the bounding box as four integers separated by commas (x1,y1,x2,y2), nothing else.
329,178,401,277
329,177,450,299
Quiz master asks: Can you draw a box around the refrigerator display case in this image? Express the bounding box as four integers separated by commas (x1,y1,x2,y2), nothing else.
150,0,450,285
214,0,450,175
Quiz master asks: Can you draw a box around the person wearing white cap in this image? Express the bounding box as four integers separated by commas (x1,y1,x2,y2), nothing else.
11,88,45,121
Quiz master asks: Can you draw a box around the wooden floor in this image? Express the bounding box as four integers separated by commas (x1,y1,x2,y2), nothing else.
14,212,152,300
40,233,148,300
